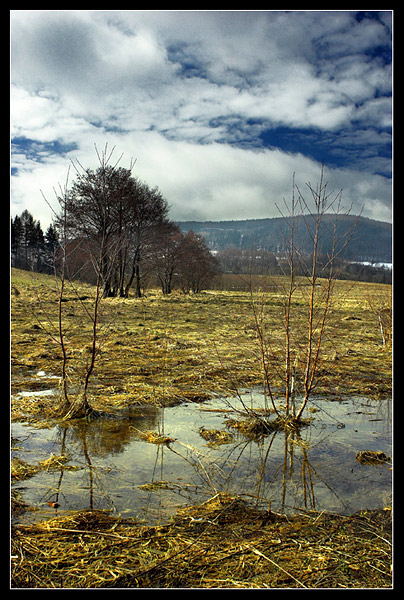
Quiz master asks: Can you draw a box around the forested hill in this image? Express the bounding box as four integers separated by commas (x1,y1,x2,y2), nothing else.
178,214,392,263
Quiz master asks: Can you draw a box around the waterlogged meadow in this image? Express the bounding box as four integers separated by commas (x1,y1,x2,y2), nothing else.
11,269,391,416
11,268,392,588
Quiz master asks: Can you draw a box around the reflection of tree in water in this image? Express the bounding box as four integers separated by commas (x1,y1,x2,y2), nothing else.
49,408,161,512
280,430,316,512
215,427,347,515
43,398,390,519
59,407,160,457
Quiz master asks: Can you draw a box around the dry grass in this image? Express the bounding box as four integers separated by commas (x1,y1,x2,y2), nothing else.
11,493,392,589
10,269,392,589
225,414,312,440
11,269,392,424
199,427,234,446
11,454,80,482
130,428,176,446
355,451,392,466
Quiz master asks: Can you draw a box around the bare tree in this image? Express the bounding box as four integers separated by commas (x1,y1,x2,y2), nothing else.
366,294,392,349
118,182,169,298
64,145,135,298
150,221,184,295
41,145,129,419
177,230,220,293
250,166,359,427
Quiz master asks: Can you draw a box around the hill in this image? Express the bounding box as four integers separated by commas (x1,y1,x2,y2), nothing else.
178,214,392,263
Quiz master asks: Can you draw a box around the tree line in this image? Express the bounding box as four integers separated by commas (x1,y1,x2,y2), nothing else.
11,147,390,291
11,208,391,291
11,158,220,297
11,210,59,274
215,247,391,283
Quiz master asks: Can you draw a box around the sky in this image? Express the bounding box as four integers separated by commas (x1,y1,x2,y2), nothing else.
10,10,393,230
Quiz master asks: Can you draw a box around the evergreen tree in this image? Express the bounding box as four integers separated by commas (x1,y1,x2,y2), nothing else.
11,215,23,267
11,210,45,271
20,209,36,268
44,223,60,270
33,221,45,271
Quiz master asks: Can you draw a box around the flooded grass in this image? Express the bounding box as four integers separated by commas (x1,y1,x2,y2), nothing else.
199,427,234,446
11,454,81,482
130,428,176,446
10,428,393,590
11,394,391,524
355,450,391,465
10,268,392,588
225,414,312,439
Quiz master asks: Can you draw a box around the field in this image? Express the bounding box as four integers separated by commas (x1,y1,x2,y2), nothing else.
10,268,392,588
11,268,391,420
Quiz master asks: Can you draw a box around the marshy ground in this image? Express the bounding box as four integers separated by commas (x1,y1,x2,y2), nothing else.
11,268,391,418
10,268,392,588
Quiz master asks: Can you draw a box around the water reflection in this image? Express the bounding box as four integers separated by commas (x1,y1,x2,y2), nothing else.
60,406,160,457
11,395,392,524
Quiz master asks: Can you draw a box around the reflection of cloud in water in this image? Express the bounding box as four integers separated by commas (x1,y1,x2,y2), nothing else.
11,395,391,524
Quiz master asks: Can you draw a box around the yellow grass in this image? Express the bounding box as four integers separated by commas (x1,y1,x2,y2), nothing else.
11,268,391,423
10,269,392,588
11,494,392,588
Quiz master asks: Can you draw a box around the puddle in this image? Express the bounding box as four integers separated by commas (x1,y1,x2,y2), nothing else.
35,371,61,380
16,389,58,398
11,392,392,525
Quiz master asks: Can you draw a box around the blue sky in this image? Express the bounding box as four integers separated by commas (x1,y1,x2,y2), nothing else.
11,10,392,228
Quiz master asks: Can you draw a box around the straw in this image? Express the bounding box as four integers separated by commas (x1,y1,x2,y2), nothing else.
12,495,392,589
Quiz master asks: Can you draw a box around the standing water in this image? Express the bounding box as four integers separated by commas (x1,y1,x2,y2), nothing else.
11,391,391,524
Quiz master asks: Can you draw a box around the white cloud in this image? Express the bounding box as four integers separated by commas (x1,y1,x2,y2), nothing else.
10,85,94,143
354,97,392,128
10,10,392,226
11,154,75,227
11,10,392,133
11,129,391,229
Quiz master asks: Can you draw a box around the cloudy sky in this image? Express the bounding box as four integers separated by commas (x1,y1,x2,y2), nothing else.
11,10,392,229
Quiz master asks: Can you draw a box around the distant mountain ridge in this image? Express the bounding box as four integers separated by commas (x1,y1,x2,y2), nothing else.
178,214,392,263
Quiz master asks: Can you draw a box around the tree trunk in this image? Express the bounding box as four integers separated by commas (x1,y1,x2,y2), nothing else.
134,263,142,298
62,392,98,420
